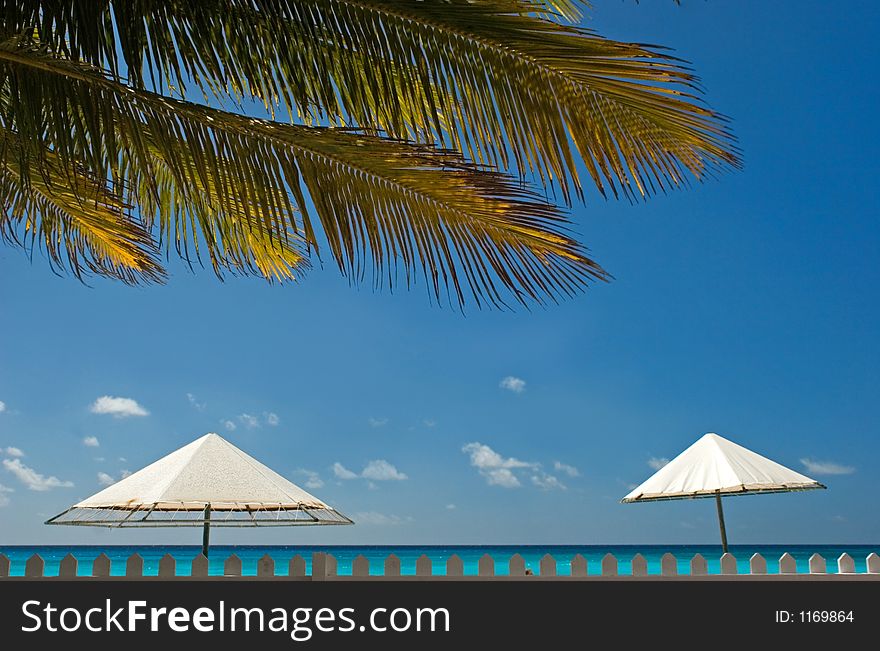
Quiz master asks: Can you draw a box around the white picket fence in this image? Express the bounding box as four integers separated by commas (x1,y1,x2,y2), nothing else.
1,551,879,579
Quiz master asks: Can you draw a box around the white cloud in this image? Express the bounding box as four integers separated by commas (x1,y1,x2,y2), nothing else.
94,457,105,462
332,462,359,480
368,417,389,428
353,511,405,525
499,376,526,394
553,461,580,477
294,469,324,490
445,503,456,510
238,413,260,429
2,458,74,491
332,460,408,482
423,419,437,428
264,412,280,426
800,458,855,476
0,483,12,507
648,457,670,470
464,442,563,489
361,460,408,481
82,436,100,448
531,472,566,491
0,401,5,413
3,446,24,458
186,393,206,411
90,396,149,418
221,419,237,431
97,472,115,487
120,469,132,479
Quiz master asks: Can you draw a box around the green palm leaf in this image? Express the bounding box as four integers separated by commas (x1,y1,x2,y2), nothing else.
1,36,601,307
0,1,738,307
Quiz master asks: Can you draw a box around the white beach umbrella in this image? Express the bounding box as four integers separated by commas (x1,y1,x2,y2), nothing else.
47,433,352,555
621,433,825,552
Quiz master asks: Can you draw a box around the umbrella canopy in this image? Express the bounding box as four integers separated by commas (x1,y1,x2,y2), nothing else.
47,433,352,553
622,432,825,552
622,432,824,502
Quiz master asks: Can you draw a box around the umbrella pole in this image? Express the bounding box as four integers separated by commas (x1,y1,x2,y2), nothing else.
201,504,211,557
715,492,729,554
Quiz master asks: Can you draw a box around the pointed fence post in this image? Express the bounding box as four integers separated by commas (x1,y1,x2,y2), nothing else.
257,554,275,577
311,552,328,581
125,553,144,577
289,555,306,578
749,553,767,575
837,553,855,575
631,554,647,577
92,553,112,578
158,554,176,578
352,555,370,578
778,552,797,575
539,554,557,577
59,553,78,578
660,553,677,576
570,554,587,577
809,554,826,574
690,554,708,576
384,554,401,577
326,554,338,577
478,553,495,577
25,554,45,578
509,554,526,577
224,554,242,577
416,554,433,577
601,553,618,577
866,553,880,574
446,555,463,577
0,554,9,577
720,553,737,575
191,553,209,577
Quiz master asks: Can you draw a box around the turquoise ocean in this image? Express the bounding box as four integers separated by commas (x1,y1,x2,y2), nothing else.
1,545,877,576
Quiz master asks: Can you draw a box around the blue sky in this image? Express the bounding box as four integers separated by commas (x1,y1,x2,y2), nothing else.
1,1,878,546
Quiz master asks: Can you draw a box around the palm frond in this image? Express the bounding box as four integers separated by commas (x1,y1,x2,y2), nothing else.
6,0,738,202
0,131,164,284
0,37,604,306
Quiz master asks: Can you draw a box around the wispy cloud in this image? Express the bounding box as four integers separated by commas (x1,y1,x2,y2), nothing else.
0,483,12,507
221,419,237,431
98,469,131,486
0,401,6,414
90,396,149,418
361,460,408,481
82,436,100,448
648,457,670,470
353,511,407,525
294,469,324,490
2,458,74,491
423,419,437,428
800,458,855,476
332,460,408,481
554,461,580,477
238,413,260,429
462,442,537,488
445,503,456,510
3,446,24,458
531,472,566,491
368,417,389,428
186,393,206,411
264,412,280,426
499,376,526,394
332,462,359,480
